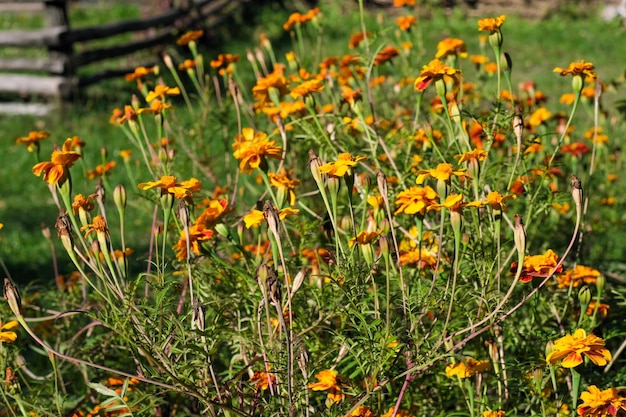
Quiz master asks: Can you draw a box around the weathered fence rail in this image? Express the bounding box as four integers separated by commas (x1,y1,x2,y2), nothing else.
0,0,246,115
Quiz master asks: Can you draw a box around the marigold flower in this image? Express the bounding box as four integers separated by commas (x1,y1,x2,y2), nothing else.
138,176,201,199
393,0,416,6
428,193,483,212
268,168,300,206
290,79,324,99
349,230,381,248
351,406,376,417
317,153,366,177
243,207,299,229
374,46,400,65
394,186,438,215
414,59,461,91
455,149,487,164
561,142,590,158
577,385,626,417
249,370,277,391
210,53,239,69
396,15,417,31
81,215,109,239
232,128,283,174
555,265,601,289
16,130,49,151
445,358,491,378
86,161,116,179
470,55,490,65
252,71,290,106
283,7,320,30
125,65,157,82
546,329,611,368
145,85,180,102
553,60,597,80
485,191,515,212
511,249,563,283
0,320,19,343
435,38,468,59
483,411,505,417
477,15,506,34
348,31,370,49
72,194,95,216
586,301,609,318
137,99,172,115
381,407,415,417
176,30,203,46
528,107,552,127
416,163,467,185
32,138,82,185
309,369,344,404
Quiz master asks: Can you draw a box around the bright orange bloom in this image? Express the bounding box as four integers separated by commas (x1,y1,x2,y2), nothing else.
249,370,277,391
252,71,290,106
16,130,49,151
86,161,116,179
553,60,597,80
268,168,300,206
374,46,400,65
445,358,491,378
435,38,468,59
32,138,82,185
309,369,344,404
349,230,381,248
125,65,158,82
546,329,611,368
351,406,376,417
483,411,506,417
137,100,172,115
396,15,417,31
586,301,610,318
416,163,467,184
71,194,95,216
577,385,626,417
477,15,506,33
393,0,416,5
555,265,602,289
81,215,109,239
243,206,299,229
428,193,483,212
511,249,563,283
394,186,439,215
470,55,490,65
178,59,196,71
290,79,324,99
210,53,239,68
232,128,283,173
455,149,487,164
145,85,180,102
317,153,366,177
561,142,590,158
283,7,320,30
528,107,552,127
485,191,516,212
381,407,416,417
176,30,203,46
138,176,201,199
348,31,370,49
414,59,461,91
0,320,19,343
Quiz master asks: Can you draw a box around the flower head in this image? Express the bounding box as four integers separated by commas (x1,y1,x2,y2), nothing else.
394,186,439,215
250,370,276,391
546,329,611,368
485,191,516,212
176,30,203,46
138,176,201,200
374,46,400,66
553,60,597,80
252,71,290,106
232,128,283,173
145,85,180,102
445,358,491,378
396,15,417,31
477,15,506,34
414,59,461,91
578,385,626,417
511,249,563,283
16,130,49,152
308,369,343,404
0,320,19,343
125,65,158,82
416,163,467,184
32,138,82,185
436,38,468,60
317,153,366,177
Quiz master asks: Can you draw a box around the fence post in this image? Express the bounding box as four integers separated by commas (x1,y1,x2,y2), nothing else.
44,0,74,100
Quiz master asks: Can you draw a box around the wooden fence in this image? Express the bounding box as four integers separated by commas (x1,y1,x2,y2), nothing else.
0,0,248,115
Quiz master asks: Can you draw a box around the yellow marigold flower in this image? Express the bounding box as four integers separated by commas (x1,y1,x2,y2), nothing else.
528,107,552,127
381,407,415,417
138,176,201,199
81,215,109,238
125,65,157,82
445,358,491,378
351,405,376,417
394,186,438,215
32,138,81,185
249,370,276,391
374,46,400,65
546,329,611,368
435,38,468,59
71,194,95,216
268,168,300,206
252,71,290,106
586,301,609,318
232,128,283,174
559,93,576,105
16,130,49,151
349,230,381,248
137,100,172,115
477,15,506,33
308,369,343,404
283,7,321,30
511,249,562,283
396,15,417,31
176,30,203,46
428,193,483,212
578,385,626,417
0,320,19,343
290,79,324,99
584,127,609,144
553,60,597,80
470,54,490,65
414,59,461,91
317,153,366,177
483,411,505,417
556,265,601,289
416,163,467,184
455,149,487,164
145,85,180,102
243,207,299,229
485,191,516,212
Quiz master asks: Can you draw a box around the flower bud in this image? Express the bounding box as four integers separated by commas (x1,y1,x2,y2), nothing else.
578,285,591,311
571,74,583,94
504,52,513,74
570,175,583,209
308,149,325,187
214,223,230,239
379,235,390,262
596,274,605,294
513,214,526,256
113,185,127,211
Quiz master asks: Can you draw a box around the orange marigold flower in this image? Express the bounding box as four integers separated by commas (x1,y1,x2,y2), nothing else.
381,407,416,417
511,249,563,283
349,230,381,248
0,320,19,343
125,65,158,82
577,385,626,417
283,7,320,30
145,85,180,102
485,191,515,212
348,31,370,49
477,15,506,33
309,369,344,404
252,71,290,106
32,138,82,185
178,59,196,71
317,152,366,177
528,107,552,127
428,193,483,212
559,93,576,105
81,215,109,238
351,406,376,417
176,30,203,46
586,301,610,318
86,161,116,180
470,54,490,65
435,38,468,60
138,176,201,199
290,79,324,99
394,186,438,215
416,163,467,184
584,127,609,144
268,168,300,206
374,46,400,65
455,148,487,164
553,60,597,80
71,194,95,216
393,0,416,6
445,358,491,378
249,370,277,391
561,142,590,158
484,62,498,74
16,130,49,151
483,411,506,417
210,53,239,68
137,100,172,115
243,207,299,229
414,59,461,91
396,15,417,31
546,329,611,368
232,128,283,174
555,265,601,289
